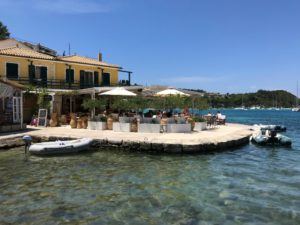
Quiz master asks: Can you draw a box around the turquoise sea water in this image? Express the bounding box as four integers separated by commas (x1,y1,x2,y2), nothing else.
0,110,299,225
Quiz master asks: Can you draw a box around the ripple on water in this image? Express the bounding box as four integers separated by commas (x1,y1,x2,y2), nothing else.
1,110,300,224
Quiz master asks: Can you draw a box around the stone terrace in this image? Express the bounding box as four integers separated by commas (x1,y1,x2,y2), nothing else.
0,123,254,153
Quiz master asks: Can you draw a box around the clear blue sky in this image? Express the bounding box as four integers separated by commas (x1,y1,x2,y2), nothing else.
1,0,300,94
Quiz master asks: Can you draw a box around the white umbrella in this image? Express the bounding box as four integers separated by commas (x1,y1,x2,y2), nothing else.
155,88,190,97
99,87,137,96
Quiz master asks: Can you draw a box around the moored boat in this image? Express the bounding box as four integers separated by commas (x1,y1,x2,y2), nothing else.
292,107,300,112
29,138,93,156
250,130,292,146
254,124,287,132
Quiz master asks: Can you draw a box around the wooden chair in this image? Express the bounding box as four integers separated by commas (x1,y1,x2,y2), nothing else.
203,115,217,128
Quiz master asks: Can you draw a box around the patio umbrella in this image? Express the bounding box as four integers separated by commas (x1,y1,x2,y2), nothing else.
155,88,190,97
99,87,137,114
99,87,136,96
143,108,156,114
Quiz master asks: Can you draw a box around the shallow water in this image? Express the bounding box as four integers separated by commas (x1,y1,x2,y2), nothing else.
0,110,300,225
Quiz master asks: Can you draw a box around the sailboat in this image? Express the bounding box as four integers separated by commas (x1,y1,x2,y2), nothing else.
292,81,300,112
234,94,247,110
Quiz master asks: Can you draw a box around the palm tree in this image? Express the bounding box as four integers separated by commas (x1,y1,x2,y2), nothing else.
0,21,10,40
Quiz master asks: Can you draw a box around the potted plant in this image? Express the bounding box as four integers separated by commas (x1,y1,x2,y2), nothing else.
193,117,207,131
88,116,107,130
138,117,161,133
166,119,191,133
82,99,107,130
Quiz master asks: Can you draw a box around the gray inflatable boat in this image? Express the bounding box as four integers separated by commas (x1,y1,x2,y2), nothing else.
29,138,93,156
250,131,292,146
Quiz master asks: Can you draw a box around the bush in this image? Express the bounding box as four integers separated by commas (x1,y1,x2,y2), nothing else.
192,117,206,122
100,116,107,122
82,99,107,111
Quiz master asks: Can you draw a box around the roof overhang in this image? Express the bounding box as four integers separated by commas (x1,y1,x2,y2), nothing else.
0,78,25,90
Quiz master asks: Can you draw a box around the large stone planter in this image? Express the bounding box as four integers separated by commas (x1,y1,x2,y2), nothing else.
50,113,58,127
70,113,77,129
194,122,207,131
88,121,106,130
119,117,130,123
138,123,161,133
167,124,191,133
107,117,113,130
113,122,131,132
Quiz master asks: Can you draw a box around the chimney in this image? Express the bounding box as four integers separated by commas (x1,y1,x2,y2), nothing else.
98,52,102,61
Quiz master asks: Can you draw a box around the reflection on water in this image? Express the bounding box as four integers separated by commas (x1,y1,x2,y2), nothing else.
0,110,300,225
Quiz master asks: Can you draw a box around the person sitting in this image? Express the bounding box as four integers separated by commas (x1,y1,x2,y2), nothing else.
160,112,168,133
183,107,190,116
144,111,153,118
216,111,226,125
156,110,162,119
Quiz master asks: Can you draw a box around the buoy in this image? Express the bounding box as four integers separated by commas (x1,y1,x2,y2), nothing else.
22,135,32,158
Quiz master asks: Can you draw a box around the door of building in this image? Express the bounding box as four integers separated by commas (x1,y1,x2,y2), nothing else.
102,73,110,86
80,71,94,88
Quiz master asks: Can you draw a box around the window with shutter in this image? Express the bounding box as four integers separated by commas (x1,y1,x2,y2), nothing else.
66,69,74,83
102,73,110,86
6,63,18,79
40,67,47,87
94,71,99,87
28,64,35,83
80,70,85,88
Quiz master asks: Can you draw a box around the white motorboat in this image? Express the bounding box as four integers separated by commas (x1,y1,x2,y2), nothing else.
29,138,93,156
292,107,300,112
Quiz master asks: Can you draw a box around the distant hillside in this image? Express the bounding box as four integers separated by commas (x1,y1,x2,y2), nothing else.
205,90,298,108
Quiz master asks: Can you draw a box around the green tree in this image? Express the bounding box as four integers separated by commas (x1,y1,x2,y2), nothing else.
0,21,10,40
82,98,107,111
37,88,51,110
189,97,209,110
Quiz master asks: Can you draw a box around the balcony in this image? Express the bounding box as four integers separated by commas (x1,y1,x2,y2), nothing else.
0,76,132,90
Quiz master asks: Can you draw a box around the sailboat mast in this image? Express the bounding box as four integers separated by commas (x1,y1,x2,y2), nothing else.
297,81,299,106
242,94,244,107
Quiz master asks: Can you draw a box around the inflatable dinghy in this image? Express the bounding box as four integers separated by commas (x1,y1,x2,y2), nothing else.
254,124,287,132
250,131,292,146
29,138,93,156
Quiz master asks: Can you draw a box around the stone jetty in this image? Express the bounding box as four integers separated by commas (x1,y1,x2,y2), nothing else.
0,123,254,153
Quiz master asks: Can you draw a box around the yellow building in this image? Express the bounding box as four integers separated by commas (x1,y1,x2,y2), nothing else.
0,40,132,89
0,39,135,121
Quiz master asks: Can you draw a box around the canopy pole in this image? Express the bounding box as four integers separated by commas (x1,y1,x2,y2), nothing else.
20,91,23,129
70,96,72,113
128,72,132,85
91,91,95,118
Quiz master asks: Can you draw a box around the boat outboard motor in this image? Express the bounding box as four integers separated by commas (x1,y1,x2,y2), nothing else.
269,130,277,144
22,135,32,156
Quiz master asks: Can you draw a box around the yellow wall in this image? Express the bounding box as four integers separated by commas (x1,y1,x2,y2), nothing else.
0,55,119,86
55,62,119,85
0,55,56,79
